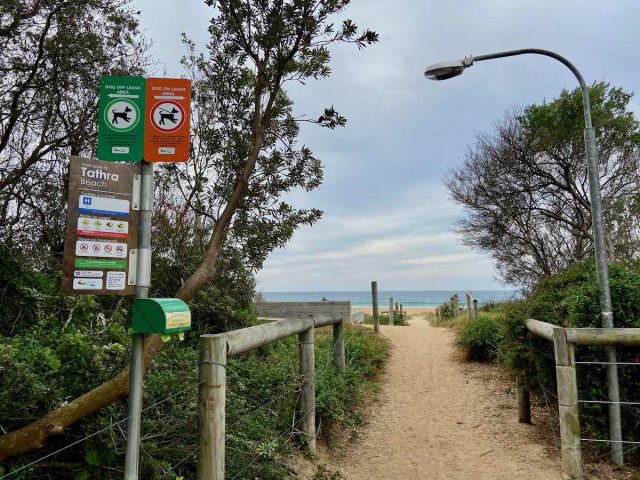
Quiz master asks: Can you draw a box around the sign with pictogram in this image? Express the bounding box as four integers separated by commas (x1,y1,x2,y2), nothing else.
97,76,146,162
144,78,191,162
62,156,141,295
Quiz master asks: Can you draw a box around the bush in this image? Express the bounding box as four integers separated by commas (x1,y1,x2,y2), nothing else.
436,302,454,319
1,323,389,479
491,259,640,463
456,315,502,361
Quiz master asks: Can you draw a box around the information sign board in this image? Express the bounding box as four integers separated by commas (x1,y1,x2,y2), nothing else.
97,76,146,162
61,156,140,295
144,78,191,162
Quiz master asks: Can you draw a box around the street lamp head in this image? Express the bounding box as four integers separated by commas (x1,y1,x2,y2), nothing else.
424,57,474,81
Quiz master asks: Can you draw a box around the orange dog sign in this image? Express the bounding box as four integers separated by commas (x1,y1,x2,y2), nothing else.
144,78,191,162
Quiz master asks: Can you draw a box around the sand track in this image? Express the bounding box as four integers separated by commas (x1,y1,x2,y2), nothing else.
322,317,561,479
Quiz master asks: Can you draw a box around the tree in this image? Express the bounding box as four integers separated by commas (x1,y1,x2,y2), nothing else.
0,0,148,256
0,0,377,461
446,83,640,287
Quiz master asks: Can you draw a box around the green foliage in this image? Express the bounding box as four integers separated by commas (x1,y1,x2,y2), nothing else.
436,302,454,320
447,82,640,287
1,323,389,478
456,315,502,362
486,259,640,462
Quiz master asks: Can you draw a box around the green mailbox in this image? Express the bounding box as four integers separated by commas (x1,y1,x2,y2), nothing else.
133,298,191,334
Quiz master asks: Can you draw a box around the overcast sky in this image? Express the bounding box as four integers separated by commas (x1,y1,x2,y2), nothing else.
133,0,640,292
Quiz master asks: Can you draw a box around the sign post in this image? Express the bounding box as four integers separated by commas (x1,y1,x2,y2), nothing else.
71,75,191,480
124,161,153,480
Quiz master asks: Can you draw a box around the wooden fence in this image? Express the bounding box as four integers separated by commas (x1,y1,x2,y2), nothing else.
525,318,640,479
197,301,351,479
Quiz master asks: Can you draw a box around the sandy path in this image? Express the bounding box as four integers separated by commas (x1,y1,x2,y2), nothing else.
324,317,561,480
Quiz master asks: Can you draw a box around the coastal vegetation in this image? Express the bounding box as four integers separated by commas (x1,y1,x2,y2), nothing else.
0,0,382,475
447,83,640,288
0,254,390,478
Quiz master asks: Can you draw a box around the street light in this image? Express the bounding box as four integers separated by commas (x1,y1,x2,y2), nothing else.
425,48,623,466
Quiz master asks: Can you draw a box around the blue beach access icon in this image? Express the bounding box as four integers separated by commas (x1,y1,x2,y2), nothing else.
83,197,92,206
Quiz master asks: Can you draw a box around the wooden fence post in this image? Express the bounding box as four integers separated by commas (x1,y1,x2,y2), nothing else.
466,291,472,321
516,375,531,424
299,327,316,455
333,311,346,371
453,294,459,316
472,299,478,320
553,327,582,479
389,297,394,325
198,334,227,480
371,281,379,334
399,304,403,321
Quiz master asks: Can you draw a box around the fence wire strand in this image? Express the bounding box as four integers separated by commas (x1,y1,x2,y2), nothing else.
0,380,205,479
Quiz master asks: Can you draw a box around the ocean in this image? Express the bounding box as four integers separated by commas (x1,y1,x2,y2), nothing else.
262,290,518,308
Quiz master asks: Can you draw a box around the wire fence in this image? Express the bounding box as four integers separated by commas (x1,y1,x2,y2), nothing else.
2,321,361,480
0,380,204,479
573,346,640,452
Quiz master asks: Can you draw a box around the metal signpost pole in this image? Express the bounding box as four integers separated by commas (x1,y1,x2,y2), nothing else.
124,161,154,479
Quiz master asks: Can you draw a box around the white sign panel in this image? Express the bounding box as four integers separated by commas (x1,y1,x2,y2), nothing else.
73,278,104,290
78,194,129,217
77,216,129,238
75,240,127,258
106,271,126,290
73,270,104,278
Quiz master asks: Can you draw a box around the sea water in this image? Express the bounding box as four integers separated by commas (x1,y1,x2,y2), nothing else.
262,290,518,307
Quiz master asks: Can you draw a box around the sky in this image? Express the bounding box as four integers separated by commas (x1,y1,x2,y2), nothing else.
133,0,640,292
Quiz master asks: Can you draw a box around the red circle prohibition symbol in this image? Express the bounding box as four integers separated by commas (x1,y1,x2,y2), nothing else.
150,100,185,133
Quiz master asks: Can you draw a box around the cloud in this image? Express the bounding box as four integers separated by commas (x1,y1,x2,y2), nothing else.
132,0,640,292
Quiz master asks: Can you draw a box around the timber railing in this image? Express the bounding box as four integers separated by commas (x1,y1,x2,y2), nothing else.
525,318,640,479
197,301,350,480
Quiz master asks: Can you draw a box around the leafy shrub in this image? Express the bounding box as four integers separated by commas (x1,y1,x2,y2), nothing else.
437,302,454,319
456,315,502,361
495,259,640,462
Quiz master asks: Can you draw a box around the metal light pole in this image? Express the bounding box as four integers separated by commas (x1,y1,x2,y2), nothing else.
425,48,623,465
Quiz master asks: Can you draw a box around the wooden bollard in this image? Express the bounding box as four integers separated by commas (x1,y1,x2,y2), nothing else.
298,327,316,454
198,335,227,480
466,291,472,321
389,297,394,325
553,328,582,479
333,315,345,371
516,375,531,424
472,299,478,320
371,281,379,334
453,294,459,316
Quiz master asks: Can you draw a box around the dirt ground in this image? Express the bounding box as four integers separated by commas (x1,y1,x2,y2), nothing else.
311,316,563,480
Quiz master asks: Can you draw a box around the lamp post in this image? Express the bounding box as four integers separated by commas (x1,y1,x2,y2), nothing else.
425,48,623,465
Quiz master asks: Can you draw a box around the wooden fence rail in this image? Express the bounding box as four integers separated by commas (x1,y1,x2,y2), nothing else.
525,318,640,479
197,301,350,480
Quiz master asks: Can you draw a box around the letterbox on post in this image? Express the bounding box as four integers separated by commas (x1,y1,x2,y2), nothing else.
132,298,191,334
